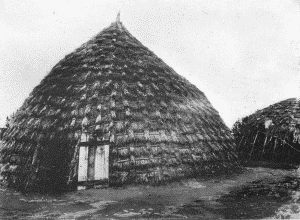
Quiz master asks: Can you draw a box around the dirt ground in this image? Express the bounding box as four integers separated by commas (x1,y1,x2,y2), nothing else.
1,167,300,219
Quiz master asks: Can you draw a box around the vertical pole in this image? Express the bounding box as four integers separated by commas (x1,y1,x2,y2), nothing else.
67,137,81,185
249,132,259,158
272,138,277,161
262,134,268,154
25,142,41,191
282,140,286,163
237,136,245,151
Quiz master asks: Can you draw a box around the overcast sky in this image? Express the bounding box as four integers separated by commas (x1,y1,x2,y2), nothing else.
0,0,299,128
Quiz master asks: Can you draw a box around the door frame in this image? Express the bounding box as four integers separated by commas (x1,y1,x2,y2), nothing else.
77,138,110,189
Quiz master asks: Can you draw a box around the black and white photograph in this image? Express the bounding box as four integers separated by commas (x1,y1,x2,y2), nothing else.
0,0,300,219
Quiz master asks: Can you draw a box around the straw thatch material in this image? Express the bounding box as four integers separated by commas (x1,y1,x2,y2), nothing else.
0,19,237,191
233,98,300,165
0,128,6,140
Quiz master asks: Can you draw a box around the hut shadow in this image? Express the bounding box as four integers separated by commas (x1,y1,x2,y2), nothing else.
178,176,300,219
192,165,246,183
242,160,297,170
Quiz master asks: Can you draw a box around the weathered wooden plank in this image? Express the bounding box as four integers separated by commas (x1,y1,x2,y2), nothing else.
78,146,88,182
95,145,109,180
103,145,109,179
94,146,102,180
88,146,96,181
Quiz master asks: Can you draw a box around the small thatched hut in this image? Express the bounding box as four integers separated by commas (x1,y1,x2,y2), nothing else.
233,98,300,165
0,16,238,191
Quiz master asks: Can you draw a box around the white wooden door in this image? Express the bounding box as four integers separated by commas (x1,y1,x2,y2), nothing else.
94,145,109,180
78,146,88,182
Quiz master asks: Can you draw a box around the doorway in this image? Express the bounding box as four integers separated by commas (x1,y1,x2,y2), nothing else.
77,144,109,189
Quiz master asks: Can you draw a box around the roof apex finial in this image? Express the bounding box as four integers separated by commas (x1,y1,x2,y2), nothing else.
116,11,121,23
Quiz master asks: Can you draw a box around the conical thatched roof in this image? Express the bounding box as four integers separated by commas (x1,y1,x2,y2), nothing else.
0,18,237,191
233,98,300,165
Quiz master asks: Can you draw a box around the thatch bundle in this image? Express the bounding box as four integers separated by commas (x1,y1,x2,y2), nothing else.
0,128,6,140
233,98,300,165
0,18,238,191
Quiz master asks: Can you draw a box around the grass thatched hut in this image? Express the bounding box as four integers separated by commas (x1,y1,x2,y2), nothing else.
0,16,238,191
233,98,300,166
